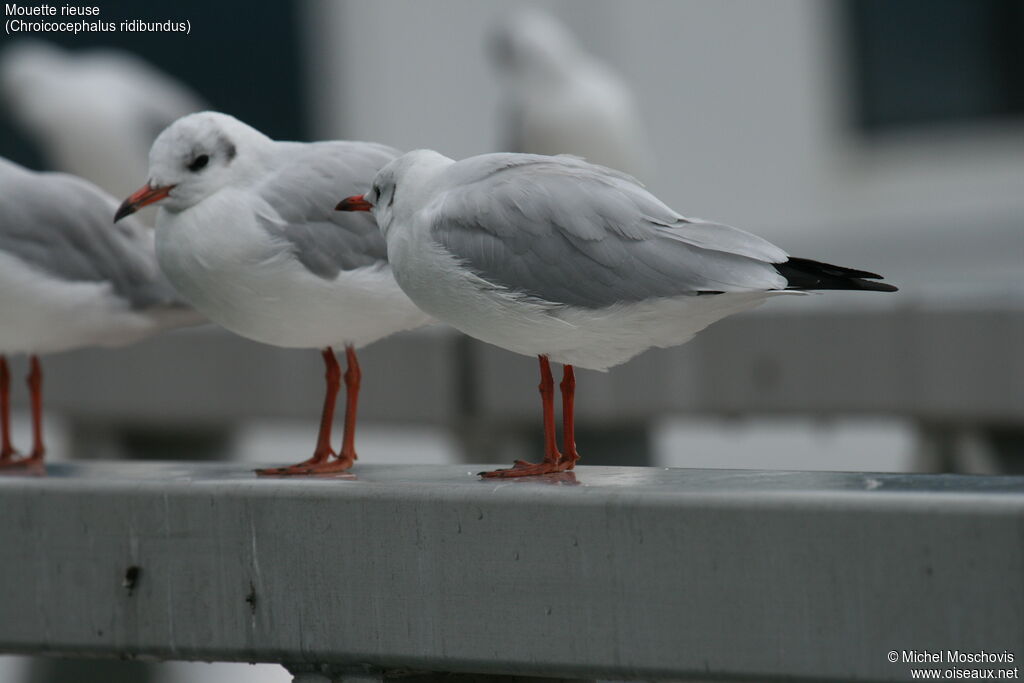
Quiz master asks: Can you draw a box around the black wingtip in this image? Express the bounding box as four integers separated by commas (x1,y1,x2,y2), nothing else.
777,257,898,293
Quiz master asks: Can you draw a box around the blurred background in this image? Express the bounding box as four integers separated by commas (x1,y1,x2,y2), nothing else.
1,0,1023,680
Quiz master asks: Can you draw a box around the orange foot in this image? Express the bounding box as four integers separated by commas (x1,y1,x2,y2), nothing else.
255,452,356,477
479,457,576,479
0,452,44,473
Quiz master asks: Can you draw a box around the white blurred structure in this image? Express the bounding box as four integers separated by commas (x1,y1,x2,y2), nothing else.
489,7,654,178
0,40,204,200
308,0,1024,293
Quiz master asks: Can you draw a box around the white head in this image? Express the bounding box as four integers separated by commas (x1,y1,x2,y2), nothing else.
114,111,270,221
335,149,454,237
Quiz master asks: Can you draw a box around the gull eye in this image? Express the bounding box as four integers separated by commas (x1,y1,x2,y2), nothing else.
371,184,381,198
187,154,210,172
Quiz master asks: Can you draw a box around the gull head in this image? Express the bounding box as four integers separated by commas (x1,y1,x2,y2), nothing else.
489,8,583,78
336,149,453,237
115,111,268,221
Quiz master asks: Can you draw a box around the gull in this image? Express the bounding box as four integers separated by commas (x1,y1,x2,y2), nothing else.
489,8,653,178
0,40,204,200
0,156,201,469
337,150,897,478
115,112,433,475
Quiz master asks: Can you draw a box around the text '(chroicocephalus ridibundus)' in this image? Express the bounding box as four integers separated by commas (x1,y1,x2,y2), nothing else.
115,112,433,476
0,156,202,470
490,8,653,179
337,150,897,478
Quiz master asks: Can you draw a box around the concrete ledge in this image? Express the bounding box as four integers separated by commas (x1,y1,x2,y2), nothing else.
0,463,1021,680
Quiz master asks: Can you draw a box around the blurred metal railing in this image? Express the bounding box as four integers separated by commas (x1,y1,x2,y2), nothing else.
7,300,1024,468
13,301,1024,424
0,462,1020,682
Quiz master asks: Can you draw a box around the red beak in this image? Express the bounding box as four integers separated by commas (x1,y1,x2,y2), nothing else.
335,194,373,212
114,183,175,222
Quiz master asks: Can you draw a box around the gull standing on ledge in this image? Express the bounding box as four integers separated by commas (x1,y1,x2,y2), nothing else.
0,157,201,469
337,151,897,479
116,112,432,475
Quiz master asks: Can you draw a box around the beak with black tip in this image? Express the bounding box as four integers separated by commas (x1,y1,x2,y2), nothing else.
335,194,373,212
114,183,175,222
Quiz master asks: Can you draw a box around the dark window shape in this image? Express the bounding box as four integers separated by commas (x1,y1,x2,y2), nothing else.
0,1,306,169
846,0,1024,132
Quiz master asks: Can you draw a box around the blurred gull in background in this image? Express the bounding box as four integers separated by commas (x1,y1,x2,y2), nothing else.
490,7,654,179
0,156,202,469
0,40,205,201
115,112,433,475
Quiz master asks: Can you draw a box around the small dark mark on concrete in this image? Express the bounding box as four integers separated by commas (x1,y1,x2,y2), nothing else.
456,521,462,534
245,581,257,613
545,606,552,615
513,551,520,561
476,509,484,521
123,565,141,595
96,629,103,637
572,536,579,547
924,565,934,577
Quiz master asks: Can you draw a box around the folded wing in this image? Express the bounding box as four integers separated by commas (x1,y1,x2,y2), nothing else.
429,154,789,309
0,159,184,310
255,141,399,279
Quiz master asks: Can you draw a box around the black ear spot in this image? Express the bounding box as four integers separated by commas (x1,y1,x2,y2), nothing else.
188,154,210,172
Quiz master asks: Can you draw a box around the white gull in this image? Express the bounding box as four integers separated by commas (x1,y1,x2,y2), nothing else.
337,150,897,478
116,112,433,475
0,156,201,469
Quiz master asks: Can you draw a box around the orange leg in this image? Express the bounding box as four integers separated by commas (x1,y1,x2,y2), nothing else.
481,355,577,479
256,347,346,476
288,344,362,475
1,356,45,470
337,345,361,468
0,356,15,460
560,364,580,468
27,356,43,462
27,356,44,462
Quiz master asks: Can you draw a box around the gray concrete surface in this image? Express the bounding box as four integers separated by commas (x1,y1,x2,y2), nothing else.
0,462,1020,681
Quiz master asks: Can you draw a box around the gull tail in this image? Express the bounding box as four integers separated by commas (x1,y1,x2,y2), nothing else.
776,257,898,293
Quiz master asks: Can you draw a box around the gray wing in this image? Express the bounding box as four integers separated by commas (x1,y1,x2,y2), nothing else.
255,141,399,279
430,154,788,309
0,159,184,309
